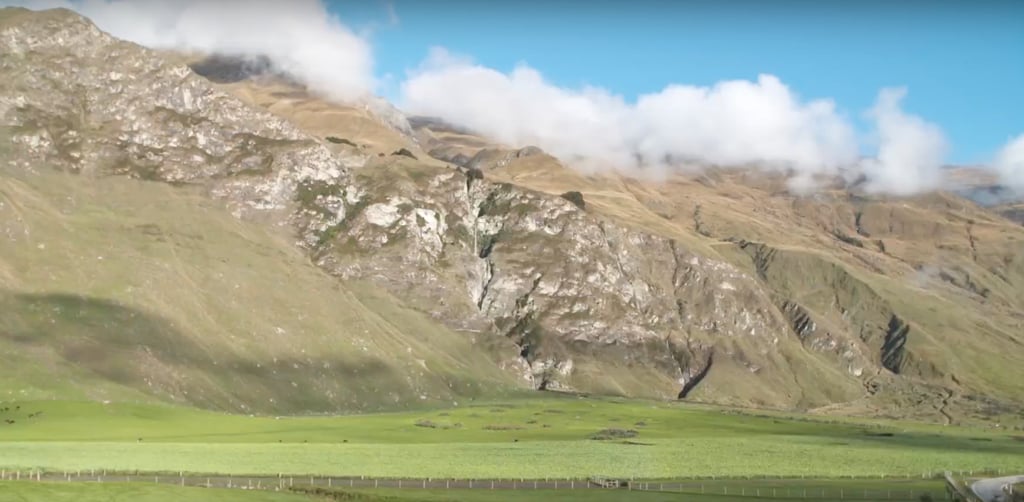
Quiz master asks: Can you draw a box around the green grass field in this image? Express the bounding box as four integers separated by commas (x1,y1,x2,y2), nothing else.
0,482,312,502
1,396,1021,479
347,479,949,502
0,480,952,502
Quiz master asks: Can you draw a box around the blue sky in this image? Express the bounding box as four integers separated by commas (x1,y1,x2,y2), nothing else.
335,0,1023,165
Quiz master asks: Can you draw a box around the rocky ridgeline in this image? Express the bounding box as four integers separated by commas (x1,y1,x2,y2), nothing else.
0,7,351,223
2,7,990,410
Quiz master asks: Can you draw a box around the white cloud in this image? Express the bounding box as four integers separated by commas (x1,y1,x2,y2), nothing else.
402,48,636,170
994,134,1024,194
401,49,952,195
630,76,858,175
858,88,948,196
7,3,960,196
6,0,376,101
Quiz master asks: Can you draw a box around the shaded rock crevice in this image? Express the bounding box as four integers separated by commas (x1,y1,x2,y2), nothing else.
673,342,714,399
881,315,909,374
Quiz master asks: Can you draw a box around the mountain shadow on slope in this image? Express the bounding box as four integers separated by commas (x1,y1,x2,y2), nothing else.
0,290,441,413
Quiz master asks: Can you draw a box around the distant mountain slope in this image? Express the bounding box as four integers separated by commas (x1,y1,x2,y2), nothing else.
1,7,1022,424
211,82,1024,420
0,156,515,412
997,203,1024,225
410,122,1024,422
0,7,514,413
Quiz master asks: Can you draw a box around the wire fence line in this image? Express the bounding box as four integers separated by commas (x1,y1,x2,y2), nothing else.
0,467,1013,481
0,469,957,500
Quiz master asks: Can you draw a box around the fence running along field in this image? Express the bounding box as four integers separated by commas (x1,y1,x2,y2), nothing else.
0,469,961,500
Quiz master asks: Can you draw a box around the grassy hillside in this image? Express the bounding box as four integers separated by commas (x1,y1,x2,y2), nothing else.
0,165,518,413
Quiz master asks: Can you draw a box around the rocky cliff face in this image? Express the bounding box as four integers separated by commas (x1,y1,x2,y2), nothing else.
1,7,353,224
3,7,1022,420
296,162,846,405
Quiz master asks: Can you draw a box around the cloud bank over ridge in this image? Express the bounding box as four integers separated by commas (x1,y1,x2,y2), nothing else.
10,0,1011,197
7,0,376,101
994,134,1024,195
401,49,950,194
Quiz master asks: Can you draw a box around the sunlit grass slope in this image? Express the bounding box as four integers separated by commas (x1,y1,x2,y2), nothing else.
0,166,518,413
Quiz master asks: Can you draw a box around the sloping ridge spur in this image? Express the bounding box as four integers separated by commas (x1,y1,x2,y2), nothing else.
736,240,914,375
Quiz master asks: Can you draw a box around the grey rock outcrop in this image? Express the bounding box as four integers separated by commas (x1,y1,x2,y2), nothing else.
297,165,851,402
1,7,353,223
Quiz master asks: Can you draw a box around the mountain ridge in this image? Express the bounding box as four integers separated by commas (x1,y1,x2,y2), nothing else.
2,7,1022,425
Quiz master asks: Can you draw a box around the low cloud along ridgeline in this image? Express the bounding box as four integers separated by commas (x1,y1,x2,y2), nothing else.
11,0,375,101
8,0,1023,197
402,49,951,195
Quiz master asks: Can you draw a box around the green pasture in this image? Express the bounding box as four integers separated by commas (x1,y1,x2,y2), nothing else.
0,479,952,502
1,397,1021,479
0,482,309,502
